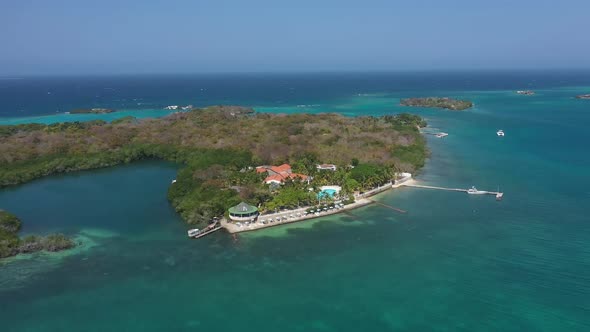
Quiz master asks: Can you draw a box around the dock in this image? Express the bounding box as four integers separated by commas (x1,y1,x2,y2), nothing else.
402,184,504,200
189,222,223,239
368,199,407,213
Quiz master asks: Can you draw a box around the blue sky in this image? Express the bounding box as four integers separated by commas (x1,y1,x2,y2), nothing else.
1,0,589,75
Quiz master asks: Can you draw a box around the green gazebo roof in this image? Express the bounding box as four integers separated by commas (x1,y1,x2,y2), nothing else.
228,202,258,215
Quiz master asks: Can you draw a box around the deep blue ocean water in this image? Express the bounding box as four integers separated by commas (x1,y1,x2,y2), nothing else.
2,70,590,120
1,72,590,331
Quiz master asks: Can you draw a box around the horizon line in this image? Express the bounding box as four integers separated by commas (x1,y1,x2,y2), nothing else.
3,67,590,79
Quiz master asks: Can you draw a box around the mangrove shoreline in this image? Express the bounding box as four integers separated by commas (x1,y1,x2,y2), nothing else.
0,210,76,259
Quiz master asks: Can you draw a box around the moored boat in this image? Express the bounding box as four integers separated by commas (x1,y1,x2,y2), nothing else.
187,228,200,237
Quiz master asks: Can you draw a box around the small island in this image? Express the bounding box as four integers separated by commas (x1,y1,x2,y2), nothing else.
575,94,590,99
70,108,115,114
0,106,428,229
0,210,75,259
400,97,473,110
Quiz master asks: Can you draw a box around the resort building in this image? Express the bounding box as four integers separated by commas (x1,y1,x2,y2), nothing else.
228,202,259,222
316,164,337,171
264,173,310,185
257,164,310,185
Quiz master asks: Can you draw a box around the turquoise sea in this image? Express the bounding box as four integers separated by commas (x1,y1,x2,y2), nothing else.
1,73,590,331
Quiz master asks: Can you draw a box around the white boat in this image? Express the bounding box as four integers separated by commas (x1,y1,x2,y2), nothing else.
495,186,503,200
435,132,449,138
497,129,505,137
187,228,200,237
467,186,487,195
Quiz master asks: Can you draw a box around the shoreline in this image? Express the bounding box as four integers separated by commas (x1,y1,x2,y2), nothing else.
0,108,180,125
221,178,415,234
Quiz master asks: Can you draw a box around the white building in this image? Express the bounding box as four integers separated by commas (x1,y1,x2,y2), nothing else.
316,164,337,171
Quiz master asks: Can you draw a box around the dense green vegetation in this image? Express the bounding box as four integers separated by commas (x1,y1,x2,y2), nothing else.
400,97,473,110
0,106,428,226
0,210,20,258
0,210,75,259
383,113,428,129
111,116,137,124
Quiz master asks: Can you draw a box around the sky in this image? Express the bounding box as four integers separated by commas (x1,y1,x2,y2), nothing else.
0,0,589,75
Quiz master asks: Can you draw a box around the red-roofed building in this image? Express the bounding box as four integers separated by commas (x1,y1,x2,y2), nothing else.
257,163,310,185
289,173,309,181
264,174,285,185
268,163,292,175
255,166,269,173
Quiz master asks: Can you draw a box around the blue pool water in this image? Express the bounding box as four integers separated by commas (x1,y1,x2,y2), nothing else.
318,189,338,199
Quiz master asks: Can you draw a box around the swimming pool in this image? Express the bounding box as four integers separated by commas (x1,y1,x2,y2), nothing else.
317,188,337,199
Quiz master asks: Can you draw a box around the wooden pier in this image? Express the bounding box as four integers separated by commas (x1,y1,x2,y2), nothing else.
368,199,407,213
403,184,504,200
189,223,223,239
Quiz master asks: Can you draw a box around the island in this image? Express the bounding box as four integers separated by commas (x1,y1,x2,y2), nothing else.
400,97,473,110
0,106,427,229
70,108,115,114
575,94,590,99
0,210,75,259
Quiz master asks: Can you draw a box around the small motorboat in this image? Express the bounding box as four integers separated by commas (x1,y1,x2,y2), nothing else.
187,228,200,237
497,130,505,137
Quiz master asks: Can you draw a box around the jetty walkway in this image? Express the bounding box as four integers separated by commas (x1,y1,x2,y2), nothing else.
402,183,503,199
189,222,223,239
